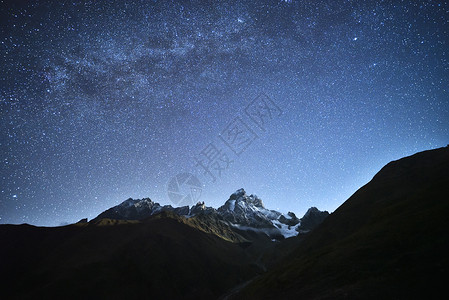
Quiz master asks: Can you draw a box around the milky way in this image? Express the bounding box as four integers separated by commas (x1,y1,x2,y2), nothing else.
1,0,448,225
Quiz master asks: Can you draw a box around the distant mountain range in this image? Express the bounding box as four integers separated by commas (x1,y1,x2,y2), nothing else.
1,146,448,299
93,187,329,239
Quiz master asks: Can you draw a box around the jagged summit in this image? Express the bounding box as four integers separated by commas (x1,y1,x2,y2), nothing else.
230,188,246,198
93,197,189,221
298,206,330,232
119,197,154,209
221,188,265,211
303,206,319,215
218,189,290,232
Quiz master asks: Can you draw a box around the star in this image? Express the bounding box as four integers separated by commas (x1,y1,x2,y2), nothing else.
0,0,447,226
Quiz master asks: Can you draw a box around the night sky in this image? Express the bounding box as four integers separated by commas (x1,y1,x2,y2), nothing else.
1,0,448,226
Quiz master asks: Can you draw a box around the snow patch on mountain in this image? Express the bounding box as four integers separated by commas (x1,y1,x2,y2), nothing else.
229,200,236,212
271,219,301,238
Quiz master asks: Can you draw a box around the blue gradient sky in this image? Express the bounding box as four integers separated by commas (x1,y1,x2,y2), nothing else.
1,0,448,226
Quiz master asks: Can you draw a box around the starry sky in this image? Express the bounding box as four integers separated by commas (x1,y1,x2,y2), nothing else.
1,0,448,226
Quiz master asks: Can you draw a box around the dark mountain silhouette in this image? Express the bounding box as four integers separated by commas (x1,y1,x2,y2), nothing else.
235,146,449,299
296,207,329,232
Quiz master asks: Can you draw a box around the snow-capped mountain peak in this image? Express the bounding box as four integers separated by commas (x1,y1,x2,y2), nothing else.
218,190,299,234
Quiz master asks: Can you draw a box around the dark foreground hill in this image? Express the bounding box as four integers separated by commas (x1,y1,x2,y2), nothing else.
235,146,449,299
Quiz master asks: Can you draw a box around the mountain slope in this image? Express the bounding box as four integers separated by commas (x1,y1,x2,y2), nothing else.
236,146,449,299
